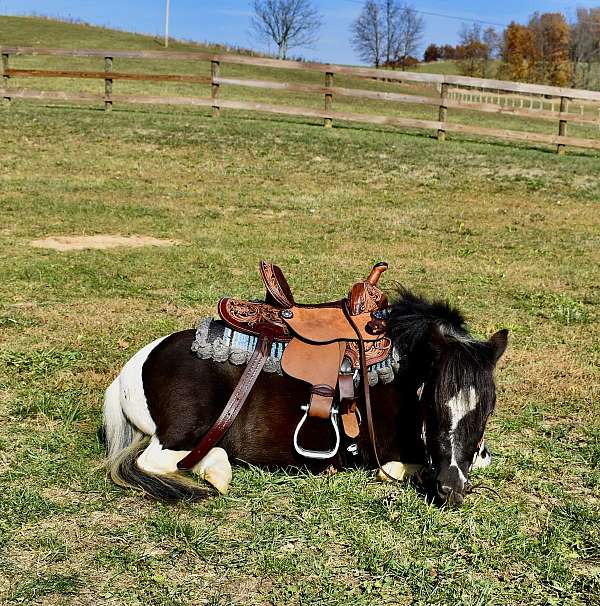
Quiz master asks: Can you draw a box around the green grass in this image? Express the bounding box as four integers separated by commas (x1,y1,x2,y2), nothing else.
0,14,599,606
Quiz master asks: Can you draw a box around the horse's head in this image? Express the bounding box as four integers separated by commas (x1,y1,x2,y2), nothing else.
421,327,508,506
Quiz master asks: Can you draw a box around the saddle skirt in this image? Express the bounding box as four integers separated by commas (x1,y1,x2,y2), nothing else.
191,317,399,386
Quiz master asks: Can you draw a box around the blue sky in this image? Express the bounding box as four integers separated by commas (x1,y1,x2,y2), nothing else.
1,1,598,64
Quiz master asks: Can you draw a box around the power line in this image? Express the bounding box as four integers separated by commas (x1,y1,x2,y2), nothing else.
340,0,509,28
408,10,507,28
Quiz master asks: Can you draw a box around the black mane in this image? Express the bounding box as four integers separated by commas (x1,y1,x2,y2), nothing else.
389,287,470,356
389,287,497,413
386,288,504,504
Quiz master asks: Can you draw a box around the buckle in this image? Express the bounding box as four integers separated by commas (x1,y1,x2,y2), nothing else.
293,405,340,460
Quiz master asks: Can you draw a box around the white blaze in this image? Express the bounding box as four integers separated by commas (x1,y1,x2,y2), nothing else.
446,386,477,483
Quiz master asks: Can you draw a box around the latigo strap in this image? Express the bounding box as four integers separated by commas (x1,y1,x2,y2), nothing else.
342,300,394,480
177,335,272,471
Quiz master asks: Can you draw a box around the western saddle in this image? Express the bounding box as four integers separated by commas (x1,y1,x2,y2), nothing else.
178,261,391,471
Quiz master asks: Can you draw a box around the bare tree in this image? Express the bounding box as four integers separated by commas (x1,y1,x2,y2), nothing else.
382,0,401,65
482,27,501,77
483,27,501,58
394,4,425,70
571,7,600,88
351,1,424,69
351,1,384,67
250,0,322,60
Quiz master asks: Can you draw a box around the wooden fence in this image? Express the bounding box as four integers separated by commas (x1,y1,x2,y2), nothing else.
2,46,600,154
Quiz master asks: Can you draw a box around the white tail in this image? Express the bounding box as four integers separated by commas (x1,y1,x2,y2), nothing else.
103,377,139,462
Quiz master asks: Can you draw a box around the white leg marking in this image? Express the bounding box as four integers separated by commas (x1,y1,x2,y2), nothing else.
137,435,190,474
447,386,477,483
137,440,232,494
472,441,492,469
118,336,168,435
193,447,232,494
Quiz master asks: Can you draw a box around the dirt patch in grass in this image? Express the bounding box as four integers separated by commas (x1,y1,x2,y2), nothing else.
30,235,181,251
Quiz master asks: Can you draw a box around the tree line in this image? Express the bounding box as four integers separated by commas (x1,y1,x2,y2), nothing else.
249,0,600,89
425,9,600,88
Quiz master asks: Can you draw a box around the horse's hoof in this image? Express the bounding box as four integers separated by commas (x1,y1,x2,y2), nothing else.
193,447,232,494
378,461,423,482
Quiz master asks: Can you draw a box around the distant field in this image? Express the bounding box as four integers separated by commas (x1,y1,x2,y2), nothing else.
0,15,599,606
2,16,600,147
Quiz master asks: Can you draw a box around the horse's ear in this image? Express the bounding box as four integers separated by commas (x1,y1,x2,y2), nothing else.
488,329,508,363
428,323,448,357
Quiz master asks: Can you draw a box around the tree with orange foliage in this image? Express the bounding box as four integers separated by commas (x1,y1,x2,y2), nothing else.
528,12,572,86
457,23,489,77
502,22,539,81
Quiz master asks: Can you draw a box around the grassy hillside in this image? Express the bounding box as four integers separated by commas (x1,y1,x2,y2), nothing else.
0,15,599,606
0,14,258,54
411,60,502,78
411,59,462,75
1,16,598,146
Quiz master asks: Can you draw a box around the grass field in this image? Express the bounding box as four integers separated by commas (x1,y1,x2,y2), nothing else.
1,15,599,606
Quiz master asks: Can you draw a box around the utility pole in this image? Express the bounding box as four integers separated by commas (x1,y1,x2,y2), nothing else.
165,0,170,48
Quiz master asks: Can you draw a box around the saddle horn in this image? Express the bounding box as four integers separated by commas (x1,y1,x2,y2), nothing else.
348,262,389,316
366,262,388,286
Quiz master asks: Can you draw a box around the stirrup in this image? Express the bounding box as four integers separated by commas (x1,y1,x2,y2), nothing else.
293,405,340,460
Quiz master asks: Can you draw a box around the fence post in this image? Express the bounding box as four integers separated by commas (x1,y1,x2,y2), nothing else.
211,60,220,118
104,56,113,111
2,53,10,105
324,71,333,128
437,82,448,141
557,96,569,155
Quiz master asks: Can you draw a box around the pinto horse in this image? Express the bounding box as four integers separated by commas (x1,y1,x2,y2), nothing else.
102,288,507,506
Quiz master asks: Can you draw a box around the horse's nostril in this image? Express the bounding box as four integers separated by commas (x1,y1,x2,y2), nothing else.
437,483,452,497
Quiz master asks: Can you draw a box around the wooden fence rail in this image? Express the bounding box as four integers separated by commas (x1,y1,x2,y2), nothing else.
2,45,600,153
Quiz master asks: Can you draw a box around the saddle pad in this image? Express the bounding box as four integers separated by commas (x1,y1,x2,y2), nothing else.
191,317,400,385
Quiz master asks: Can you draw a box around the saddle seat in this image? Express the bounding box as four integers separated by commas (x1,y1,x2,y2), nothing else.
217,261,392,460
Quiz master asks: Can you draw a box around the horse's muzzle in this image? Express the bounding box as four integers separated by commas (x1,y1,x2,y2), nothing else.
435,465,468,506
436,481,465,506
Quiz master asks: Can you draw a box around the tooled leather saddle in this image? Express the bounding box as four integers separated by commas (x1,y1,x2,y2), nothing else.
178,261,391,470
